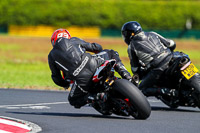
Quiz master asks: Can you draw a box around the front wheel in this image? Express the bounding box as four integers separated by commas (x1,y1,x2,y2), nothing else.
112,79,151,119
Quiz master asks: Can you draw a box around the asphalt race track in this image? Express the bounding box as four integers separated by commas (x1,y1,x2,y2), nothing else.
0,88,199,133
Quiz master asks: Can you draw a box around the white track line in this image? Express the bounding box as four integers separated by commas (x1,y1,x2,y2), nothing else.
0,102,69,108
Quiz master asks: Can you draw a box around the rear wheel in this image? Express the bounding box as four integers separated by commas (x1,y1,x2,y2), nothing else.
112,79,151,119
190,73,200,93
183,73,200,108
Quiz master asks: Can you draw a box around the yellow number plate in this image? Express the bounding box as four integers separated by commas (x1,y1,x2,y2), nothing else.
181,63,199,80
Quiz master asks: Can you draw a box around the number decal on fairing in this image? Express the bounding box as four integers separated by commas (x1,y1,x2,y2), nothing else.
57,33,69,38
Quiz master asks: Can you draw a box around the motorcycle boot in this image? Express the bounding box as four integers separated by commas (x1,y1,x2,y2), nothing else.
88,92,111,115
96,92,108,102
115,62,132,80
87,92,108,103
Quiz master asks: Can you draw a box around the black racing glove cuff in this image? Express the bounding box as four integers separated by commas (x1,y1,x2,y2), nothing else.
91,43,103,53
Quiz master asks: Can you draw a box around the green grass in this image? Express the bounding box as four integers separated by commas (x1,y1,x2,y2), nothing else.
0,61,62,90
0,43,21,51
0,43,62,90
102,44,129,57
181,50,200,60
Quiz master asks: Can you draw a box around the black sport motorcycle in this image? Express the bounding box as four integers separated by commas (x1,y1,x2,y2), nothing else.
90,59,151,119
134,51,200,109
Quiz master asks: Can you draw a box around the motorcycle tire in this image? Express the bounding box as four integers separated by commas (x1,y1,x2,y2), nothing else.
190,73,200,93
187,73,200,108
112,79,151,119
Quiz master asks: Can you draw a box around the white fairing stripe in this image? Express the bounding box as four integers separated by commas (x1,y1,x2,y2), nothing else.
93,65,105,80
55,61,69,71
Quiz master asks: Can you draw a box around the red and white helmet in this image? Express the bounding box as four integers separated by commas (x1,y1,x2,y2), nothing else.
51,29,71,46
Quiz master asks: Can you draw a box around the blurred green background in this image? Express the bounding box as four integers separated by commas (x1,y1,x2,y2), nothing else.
0,0,200,90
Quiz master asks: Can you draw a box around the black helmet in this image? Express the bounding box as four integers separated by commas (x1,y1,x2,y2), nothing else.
121,21,142,45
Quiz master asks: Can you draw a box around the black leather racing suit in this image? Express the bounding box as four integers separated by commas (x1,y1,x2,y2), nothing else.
48,37,131,108
128,31,176,96
48,37,103,88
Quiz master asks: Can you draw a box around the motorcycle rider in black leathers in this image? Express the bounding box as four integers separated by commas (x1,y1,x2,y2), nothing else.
121,21,176,97
48,29,131,108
